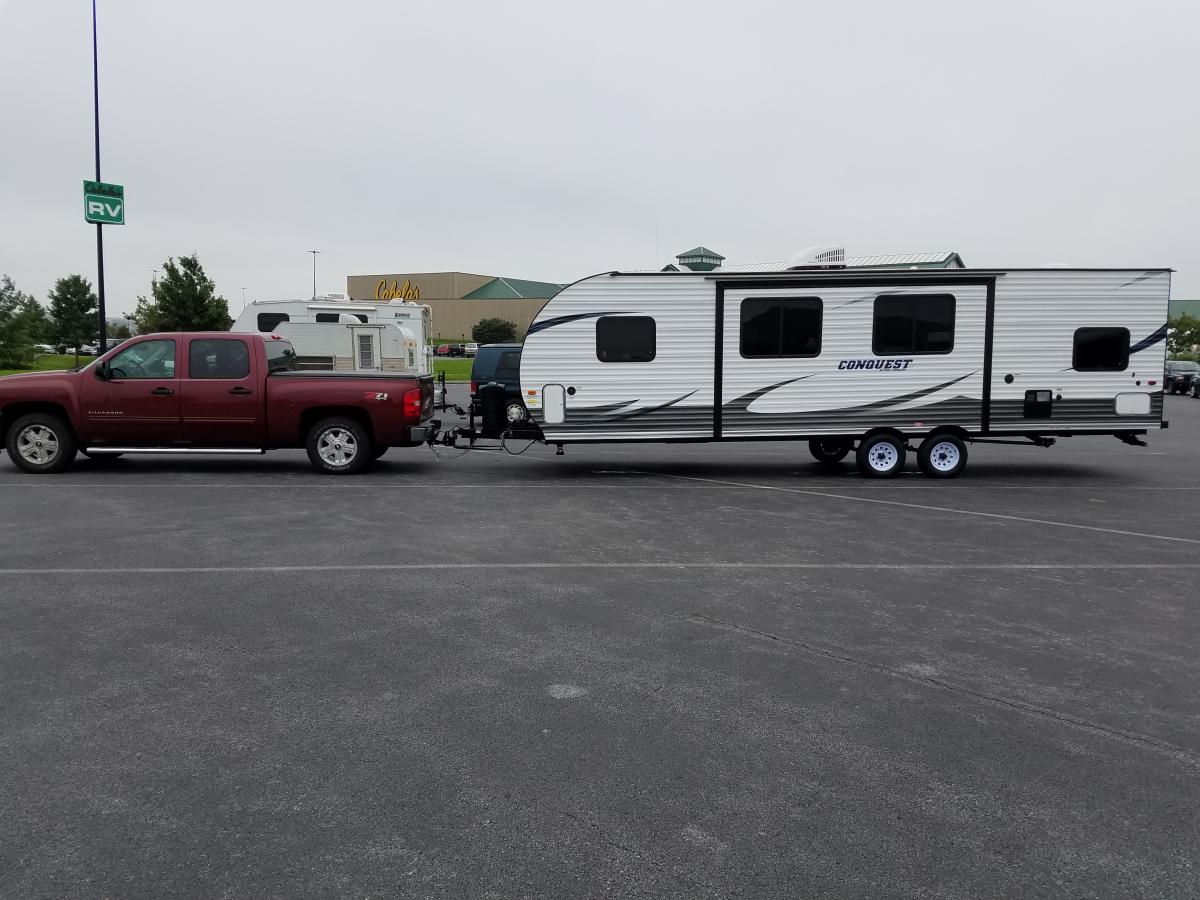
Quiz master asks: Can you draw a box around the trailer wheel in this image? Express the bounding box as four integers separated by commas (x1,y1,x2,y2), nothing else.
306,417,370,475
808,438,851,464
917,433,968,479
5,412,77,474
855,434,906,478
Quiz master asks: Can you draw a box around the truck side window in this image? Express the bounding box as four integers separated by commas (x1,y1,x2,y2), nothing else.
189,339,251,379
596,316,655,362
873,294,955,355
108,340,176,379
257,312,289,332
1072,327,1129,371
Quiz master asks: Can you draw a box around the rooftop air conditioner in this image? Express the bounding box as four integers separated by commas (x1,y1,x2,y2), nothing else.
786,245,846,270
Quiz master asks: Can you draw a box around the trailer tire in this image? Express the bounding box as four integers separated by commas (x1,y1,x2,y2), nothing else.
856,433,906,478
917,433,968,479
305,417,370,475
5,412,77,474
808,438,851,464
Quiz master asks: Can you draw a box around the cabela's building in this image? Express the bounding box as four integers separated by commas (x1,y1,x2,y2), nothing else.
344,271,565,342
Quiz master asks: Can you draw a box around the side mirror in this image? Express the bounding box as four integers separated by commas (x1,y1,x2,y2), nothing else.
94,362,109,381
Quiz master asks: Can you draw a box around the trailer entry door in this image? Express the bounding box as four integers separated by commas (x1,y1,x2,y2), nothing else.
543,384,566,424
352,327,380,370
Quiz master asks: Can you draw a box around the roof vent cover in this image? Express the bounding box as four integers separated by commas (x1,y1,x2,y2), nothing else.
786,245,846,270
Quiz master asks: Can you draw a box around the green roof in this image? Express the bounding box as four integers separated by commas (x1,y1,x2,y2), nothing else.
1170,299,1200,318
462,277,565,300
677,246,725,260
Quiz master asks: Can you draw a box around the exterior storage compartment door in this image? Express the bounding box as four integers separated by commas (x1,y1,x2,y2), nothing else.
543,384,565,424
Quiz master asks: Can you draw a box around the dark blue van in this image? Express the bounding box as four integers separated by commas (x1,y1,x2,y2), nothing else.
470,344,525,421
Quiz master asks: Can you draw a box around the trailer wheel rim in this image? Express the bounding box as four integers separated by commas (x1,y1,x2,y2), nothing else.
317,428,358,467
16,424,59,465
867,441,899,472
928,440,961,472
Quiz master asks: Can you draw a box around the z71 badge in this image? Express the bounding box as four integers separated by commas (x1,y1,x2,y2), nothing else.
362,391,389,401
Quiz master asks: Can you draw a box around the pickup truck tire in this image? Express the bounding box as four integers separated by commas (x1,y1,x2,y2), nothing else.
808,438,851,464
306,417,370,475
6,412,77,474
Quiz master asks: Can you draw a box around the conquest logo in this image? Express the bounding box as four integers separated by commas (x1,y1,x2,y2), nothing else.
838,358,914,371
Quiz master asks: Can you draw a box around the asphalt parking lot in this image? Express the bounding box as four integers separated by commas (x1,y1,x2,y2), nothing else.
2,389,1199,898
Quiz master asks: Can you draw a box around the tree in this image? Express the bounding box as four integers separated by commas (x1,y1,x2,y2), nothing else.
48,274,98,365
17,295,53,344
0,275,38,369
472,317,517,344
109,321,132,339
128,254,231,334
1167,313,1200,357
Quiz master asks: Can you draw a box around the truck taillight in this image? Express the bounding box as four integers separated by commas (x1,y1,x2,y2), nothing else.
403,387,422,419
470,381,477,394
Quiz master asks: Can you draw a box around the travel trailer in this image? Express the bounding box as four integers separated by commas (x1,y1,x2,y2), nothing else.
510,248,1170,478
231,297,434,375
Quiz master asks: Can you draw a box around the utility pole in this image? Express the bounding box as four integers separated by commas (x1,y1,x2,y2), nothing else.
92,0,106,352
308,250,320,300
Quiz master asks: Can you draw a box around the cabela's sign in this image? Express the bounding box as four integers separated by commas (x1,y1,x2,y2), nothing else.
376,278,420,301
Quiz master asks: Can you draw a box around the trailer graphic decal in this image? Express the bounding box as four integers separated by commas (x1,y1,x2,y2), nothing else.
1128,324,1167,355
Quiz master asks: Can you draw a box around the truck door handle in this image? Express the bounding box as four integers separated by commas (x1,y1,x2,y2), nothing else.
228,387,253,395
150,387,175,396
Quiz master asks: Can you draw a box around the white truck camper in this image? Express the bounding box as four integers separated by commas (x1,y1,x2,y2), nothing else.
507,250,1170,478
232,298,434,376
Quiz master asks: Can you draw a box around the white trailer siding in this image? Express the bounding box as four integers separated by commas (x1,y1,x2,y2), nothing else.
720,281,988,437
519,267,1169,444
988,270,1169,431
521,274,716,440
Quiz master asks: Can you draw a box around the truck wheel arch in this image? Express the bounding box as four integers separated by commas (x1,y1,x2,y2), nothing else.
297,406,376,446
1,402,77,445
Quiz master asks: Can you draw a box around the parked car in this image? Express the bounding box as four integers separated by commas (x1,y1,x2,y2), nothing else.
448,344,466,358
1164,360,1200,394
434,344,451,357
0,332,435,475
470,343,525,423
464,342,479,357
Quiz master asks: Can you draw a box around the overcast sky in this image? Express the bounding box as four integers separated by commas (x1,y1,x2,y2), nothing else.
1,0,1197,315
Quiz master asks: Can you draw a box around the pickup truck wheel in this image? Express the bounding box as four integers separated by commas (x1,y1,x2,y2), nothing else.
6,413,77,474
306,417,370,475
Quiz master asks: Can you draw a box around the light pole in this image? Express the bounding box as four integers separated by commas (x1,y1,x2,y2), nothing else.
151,268,159,310
308,250,320,300
241,287,247,311
92,0,107,353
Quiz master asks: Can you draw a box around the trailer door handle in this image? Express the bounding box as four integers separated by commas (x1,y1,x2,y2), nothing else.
150,387,175,396
228,386,253,395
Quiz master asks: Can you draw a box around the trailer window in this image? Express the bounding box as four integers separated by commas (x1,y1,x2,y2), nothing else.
189,339,251,379
257,312,289,332
873,295,955,355
1073,327,1129,371
740,298,822,358
597,316,655,362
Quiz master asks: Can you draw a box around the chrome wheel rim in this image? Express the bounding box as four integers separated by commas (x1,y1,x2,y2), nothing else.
506,403,526,423
16,424,59,465
868,442,899,472
928,440,961,472
317,428,358,467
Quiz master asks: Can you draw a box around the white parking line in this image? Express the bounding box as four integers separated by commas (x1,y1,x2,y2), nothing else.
647,473,1200,545
2,562,1199,576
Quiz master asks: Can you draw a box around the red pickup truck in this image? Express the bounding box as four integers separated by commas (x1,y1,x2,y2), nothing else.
0,332,435,475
